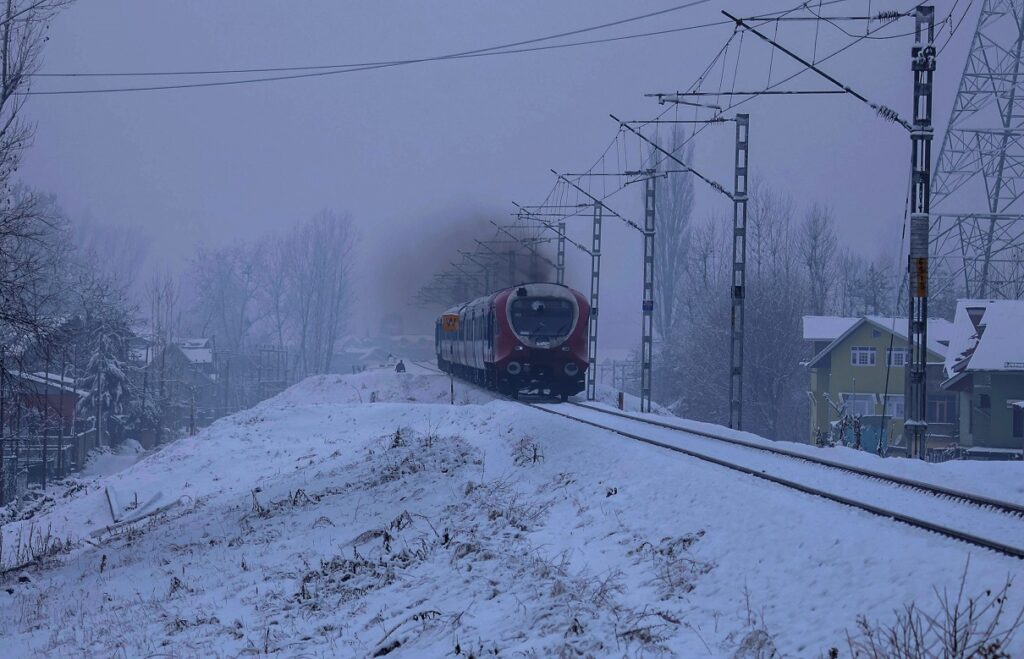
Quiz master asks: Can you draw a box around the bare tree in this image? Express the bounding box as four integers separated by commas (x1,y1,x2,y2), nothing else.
801,203,838,315
649,129,695,339
657,214,730,420
255,234,290,349
0,186,69,337
147,271,179,346
73,215,150,299
284,210,356,375
657,185,809,441
191,243,264,353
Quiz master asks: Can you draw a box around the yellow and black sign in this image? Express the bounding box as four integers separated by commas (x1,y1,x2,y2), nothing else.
442,313,460,332
914,257,928,297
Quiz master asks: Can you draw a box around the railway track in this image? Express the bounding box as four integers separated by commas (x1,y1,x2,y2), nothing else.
526,401,1024,560
409,360,1024,559
567,402,1024,517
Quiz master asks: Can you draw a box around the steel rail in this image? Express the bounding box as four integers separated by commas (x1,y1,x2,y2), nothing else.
410,359,1024,558
567,402,1024,518
527,402,1024,560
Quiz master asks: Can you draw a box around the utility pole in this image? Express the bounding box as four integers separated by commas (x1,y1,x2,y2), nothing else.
554,172,645,403
640,173,656,413
906,6,935,459
730,114,749,430
588,203,603,401
556,219,566,285
614,115,735,415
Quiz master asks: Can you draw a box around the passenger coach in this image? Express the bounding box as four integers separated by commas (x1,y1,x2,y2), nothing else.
436,282,589,401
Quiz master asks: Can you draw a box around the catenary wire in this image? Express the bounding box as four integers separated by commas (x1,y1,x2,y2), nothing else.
26,0,720,84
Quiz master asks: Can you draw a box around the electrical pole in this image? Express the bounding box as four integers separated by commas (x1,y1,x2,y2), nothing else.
553,172,644,403
906,6,935,459
556,219,566,285
730,114,749,430
587,203,603,401
640,174,656,413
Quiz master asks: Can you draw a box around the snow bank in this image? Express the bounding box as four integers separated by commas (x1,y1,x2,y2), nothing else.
81,438,146,478
1,369,1021,656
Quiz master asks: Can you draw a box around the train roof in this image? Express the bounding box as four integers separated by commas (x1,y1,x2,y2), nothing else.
439,282,578,316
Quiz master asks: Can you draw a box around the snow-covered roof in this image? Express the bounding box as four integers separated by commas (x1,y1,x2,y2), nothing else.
944,299,1024,381
10,371,88,397
944,299,996,378
802,316,858,342
173,338,214,365
180,347,213,365
806,316,952,368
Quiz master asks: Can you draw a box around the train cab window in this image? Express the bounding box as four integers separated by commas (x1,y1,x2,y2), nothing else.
510,298,573,339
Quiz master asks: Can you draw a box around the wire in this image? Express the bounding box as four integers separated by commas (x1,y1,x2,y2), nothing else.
643,1,911,179
515,0,882,238
23,22,741,95
938,0,975,55
26,0,721,87
878,169,912,455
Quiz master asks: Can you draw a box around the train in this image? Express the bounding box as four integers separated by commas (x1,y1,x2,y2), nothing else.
435,282,590,401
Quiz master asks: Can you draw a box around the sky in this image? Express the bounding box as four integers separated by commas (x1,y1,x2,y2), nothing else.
18,0,975,347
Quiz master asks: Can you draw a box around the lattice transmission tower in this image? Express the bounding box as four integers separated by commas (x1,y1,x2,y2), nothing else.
931,0,1024,299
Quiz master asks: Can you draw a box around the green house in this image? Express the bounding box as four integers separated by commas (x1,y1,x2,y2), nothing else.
941,300,1024,457
803,315,955,450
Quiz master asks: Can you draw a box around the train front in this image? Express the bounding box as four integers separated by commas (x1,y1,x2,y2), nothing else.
495,283,589,400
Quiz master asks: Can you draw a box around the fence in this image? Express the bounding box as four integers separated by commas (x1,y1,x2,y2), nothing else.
0,429,95,505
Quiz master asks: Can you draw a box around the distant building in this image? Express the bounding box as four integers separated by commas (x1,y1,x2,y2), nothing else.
940,299,1024,458
7,370,87,436
803,315,955,451
140,338,220,438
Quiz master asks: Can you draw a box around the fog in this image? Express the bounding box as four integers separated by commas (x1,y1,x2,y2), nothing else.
17,0,974,347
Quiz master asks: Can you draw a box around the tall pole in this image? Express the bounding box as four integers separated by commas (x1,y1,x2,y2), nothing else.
0,349,5,506
43,348,50,491
556,220,566,285
640,175,656,413
586,203,603,401
730,114,750,430
906,6,935,459
58,352,66,479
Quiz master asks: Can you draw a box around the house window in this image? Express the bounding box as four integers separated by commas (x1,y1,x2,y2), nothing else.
1014,406,1024,438
979,394,991,410
850,347,876,366
883,394,905,417
887,348,909,367
842,393,876,416
928,396,955,424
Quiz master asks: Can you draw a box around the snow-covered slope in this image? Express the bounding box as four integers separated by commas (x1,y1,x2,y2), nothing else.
1,369,1021,656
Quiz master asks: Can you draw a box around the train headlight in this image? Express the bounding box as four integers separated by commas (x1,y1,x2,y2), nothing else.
564,362,579,376
507,361,522,375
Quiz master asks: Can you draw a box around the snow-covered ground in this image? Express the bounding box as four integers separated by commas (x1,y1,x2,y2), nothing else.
1,369,1021,656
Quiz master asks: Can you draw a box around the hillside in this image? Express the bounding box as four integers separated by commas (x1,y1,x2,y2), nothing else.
1,368,1021,657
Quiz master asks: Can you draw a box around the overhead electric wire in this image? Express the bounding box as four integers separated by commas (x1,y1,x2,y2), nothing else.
938,0,974,55
634,0,917,191
25,0,726,94
509,0,899,251
35,0,722,79
24,25,732,95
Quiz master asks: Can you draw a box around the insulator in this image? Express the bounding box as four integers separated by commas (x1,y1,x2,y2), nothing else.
876,105,901,124
874,10,904,24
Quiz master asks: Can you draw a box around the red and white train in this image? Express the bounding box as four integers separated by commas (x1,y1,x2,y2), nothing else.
435,282,590,400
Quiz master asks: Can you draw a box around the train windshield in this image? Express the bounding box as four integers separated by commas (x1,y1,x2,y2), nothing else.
510,297,574,339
